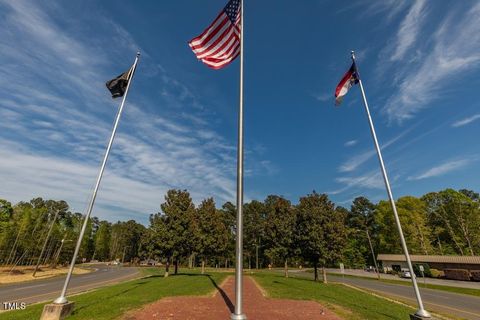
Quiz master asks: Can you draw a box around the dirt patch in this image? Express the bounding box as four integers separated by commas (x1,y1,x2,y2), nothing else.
124,276,341,320
4,269,25,275
0,266,91,284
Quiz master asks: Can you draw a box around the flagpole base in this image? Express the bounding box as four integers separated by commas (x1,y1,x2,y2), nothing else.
410,310,432,319
40,301,75,320
230,313,247,320
53,296,68,304
415,309,431,318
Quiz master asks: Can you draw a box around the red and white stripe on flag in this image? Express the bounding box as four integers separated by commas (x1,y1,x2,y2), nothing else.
335,63,359,105
189,0,241,70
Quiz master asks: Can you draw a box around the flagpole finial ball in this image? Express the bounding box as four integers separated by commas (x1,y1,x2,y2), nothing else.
136,51,141,57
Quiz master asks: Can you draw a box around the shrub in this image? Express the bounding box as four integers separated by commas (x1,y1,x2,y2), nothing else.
429,268,443,278
412,263,432,277
444,269,471,281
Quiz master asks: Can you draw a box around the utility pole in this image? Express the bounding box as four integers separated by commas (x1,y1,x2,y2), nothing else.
121,246,130,265
366,228,380,280
33,209,60,277
255,237,260,269
52,239,70,269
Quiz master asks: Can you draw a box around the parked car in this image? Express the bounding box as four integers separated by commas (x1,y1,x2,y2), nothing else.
364,266,375,272
400,270,411,278
140,259,161,266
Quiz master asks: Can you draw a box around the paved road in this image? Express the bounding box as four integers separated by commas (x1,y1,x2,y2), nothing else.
0,264,140,310
286,270,480,320
326,268,480,290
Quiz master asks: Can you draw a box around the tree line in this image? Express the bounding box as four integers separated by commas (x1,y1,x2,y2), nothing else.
0,198,145,270
1,188,479,281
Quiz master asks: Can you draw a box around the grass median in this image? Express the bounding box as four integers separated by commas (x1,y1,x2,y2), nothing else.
253,272,415,320
2,268,227,320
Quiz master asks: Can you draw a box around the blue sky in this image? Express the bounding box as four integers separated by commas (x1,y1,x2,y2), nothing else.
0,0,479,224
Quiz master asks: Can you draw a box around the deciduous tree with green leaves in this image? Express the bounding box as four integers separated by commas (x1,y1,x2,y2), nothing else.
263,195,296,277
243,200,266,269
375,196,433,255
94,221,111,261
143,213,174,276
423,189,480,256
220,201,236,268
195,198,229,273
347,197,377,268
296,192,345,283
159,189,196,274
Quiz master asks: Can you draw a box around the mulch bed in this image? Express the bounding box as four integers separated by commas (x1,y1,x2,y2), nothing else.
124,275,340,320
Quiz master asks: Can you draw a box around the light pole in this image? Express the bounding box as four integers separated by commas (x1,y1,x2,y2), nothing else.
365,228,381,280
352,228,380,279
121,246,131,265
52,239,73,269
255,237,260,270
33,210,60,277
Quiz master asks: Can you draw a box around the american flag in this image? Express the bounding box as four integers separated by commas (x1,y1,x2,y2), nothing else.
189,0,241,70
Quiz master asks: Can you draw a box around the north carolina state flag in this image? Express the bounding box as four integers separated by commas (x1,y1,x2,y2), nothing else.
335,62,359,105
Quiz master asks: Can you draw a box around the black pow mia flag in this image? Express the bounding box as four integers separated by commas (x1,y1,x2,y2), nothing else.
105,66,133,98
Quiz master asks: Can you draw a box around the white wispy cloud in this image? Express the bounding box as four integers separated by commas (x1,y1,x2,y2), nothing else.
339,149,376,173
327,167,405,197
338,127,411,172
0,146,164,223
452,114,480,128
384,2,480,122
0,0,271,222
390,0,427,61
344,140,358,147
335,171,384,191
337,1,408,22
408,158,474,181
312,92,331,102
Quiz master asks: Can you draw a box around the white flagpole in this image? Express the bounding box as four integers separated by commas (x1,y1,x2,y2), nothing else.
351,51,431,319
231,0,247,319
53,52,140,305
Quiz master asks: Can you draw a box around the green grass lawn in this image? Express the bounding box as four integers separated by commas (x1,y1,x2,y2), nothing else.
2,268,227,320
253,272,415,320
3,268,459,320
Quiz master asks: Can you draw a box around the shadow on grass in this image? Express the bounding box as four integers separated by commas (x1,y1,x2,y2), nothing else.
172,272,215,277
207,275,234,313
170,271,233,308
141,274,164,279
71,272,231,317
